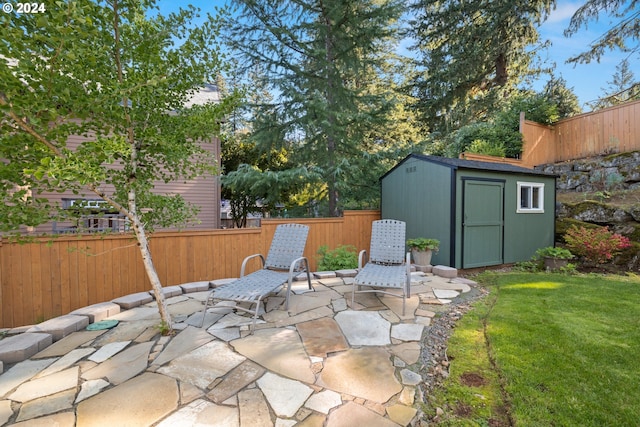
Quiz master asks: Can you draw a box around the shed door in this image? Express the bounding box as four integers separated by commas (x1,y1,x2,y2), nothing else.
462,180,504,268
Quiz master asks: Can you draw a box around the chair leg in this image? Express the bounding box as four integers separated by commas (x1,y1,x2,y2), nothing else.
351,284,356,310
251,297,263,335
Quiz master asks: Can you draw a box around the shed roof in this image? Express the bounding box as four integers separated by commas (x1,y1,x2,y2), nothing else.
381,153,556,180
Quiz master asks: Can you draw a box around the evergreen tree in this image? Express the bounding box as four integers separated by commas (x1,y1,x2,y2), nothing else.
565,0,640,65
224,0,404,216
542,75,582,118
409,0,555,133
589,59,640,109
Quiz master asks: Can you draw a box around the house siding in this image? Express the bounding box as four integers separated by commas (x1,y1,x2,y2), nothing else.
28,135,220,234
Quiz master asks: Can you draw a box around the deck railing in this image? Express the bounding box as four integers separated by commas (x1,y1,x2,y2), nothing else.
0,210,380,328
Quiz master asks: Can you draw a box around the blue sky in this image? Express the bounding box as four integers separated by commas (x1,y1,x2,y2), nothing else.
157,0,638,110
534,1,640,108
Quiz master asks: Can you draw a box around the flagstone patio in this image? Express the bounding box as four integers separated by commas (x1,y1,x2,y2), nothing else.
0,270,476,426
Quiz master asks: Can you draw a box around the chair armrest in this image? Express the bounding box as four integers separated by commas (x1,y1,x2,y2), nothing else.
240,254,265,277
358,249,368,269
289,256,310,276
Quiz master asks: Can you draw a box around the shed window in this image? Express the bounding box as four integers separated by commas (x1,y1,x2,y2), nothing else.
517,182,544,213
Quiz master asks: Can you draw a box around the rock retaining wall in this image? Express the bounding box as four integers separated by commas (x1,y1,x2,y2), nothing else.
535,151,640,193
535,152,640,270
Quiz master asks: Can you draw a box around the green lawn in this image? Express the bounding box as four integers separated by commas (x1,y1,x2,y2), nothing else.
426,272,640,426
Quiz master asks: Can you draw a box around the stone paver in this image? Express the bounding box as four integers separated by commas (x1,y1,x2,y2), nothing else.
37,347,95,377
326,401,399,427
32,329,105,358
334,311,391,346
156,398,239,427
157,340,245,389
304,389,342,414
82,342,153,385
391,323,425,342
0,358,55,398
0,273,476,427
9,366,79,402
0,400,13,425
151,325,213,366
76,373,179,427
318,347,402,403
433,289,460,299
207,360,266,404
232,328,315,384
87,340,130,363
296,318,349,357
257,372,314,417
387,403,418,426
15,388,76,422
238,388,271,427
11,411,75,426
75,378,109,403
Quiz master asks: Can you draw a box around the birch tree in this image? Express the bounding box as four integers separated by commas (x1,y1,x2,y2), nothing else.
0,0,237,331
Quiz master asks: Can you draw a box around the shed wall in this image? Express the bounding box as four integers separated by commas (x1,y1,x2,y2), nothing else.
381,157,453,266
453,169,555,267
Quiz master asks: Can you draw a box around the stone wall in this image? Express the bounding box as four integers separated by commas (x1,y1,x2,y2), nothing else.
535,151,640,193
534,152,640,270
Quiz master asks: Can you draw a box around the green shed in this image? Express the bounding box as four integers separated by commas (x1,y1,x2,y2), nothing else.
381,154,557,269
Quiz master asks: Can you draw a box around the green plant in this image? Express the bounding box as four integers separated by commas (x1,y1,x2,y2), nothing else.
534,246,573,259
157,321,172,336
316,245,358,271
564,225,631,264
468,139,507,157
406,237,440,252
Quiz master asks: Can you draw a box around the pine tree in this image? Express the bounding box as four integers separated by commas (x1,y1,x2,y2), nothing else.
589,59,640,109
409,0,555,133
224,0,404,216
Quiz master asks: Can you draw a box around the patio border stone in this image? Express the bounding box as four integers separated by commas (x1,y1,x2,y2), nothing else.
70,302,121,323
179,281,210,293
432,265,457,278
111,292,154,309
26,315,89,342
0,333,53,364
149,285,183,299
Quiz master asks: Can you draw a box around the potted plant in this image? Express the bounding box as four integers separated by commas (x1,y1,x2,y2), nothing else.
535,246,573,271
407,237,440,266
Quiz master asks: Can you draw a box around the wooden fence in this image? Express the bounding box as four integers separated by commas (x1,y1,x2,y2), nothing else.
0,210,380,328
520,99,640,167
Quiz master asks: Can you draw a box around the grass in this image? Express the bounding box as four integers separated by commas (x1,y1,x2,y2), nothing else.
426,272,640,426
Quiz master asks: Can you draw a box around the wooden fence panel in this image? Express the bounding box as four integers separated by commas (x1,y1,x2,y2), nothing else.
0,211,380,327
520,99,640,167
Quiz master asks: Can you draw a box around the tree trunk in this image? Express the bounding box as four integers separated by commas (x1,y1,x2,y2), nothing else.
131,212,172,330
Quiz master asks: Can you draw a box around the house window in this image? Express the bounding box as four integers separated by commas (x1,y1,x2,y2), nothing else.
517,182,544,213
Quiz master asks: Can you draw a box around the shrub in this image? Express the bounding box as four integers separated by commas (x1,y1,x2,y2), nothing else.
535,246,573,260
564,225,631,264
317,245,358,271
468,139,507,157
406,237,440,252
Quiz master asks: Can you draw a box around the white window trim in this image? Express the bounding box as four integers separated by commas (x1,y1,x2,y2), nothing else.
517,181,545,213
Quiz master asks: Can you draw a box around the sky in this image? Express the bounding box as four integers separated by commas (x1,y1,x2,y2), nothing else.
157,0,639,111
534,1,640,109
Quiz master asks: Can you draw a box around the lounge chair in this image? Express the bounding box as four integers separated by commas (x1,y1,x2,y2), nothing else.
200,223,312,332
352,219,411,315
